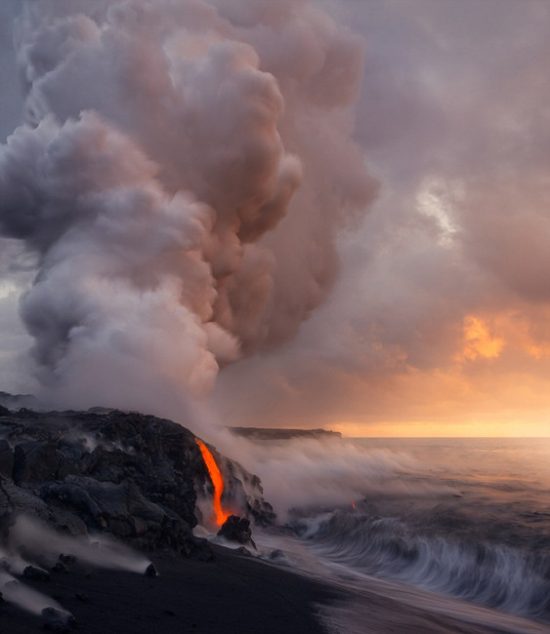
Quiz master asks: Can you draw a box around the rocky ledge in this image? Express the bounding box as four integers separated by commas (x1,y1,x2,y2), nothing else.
0,406,275,556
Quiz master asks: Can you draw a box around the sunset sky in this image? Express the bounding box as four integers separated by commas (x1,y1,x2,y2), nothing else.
1,0,550,437
212,0,550,437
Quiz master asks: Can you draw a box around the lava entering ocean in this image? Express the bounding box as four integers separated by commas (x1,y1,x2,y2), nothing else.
195,438,231,527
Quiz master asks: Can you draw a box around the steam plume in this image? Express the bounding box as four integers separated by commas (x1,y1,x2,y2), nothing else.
0,0,375,414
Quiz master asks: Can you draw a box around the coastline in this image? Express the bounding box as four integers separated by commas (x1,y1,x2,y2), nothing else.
1,542,538,634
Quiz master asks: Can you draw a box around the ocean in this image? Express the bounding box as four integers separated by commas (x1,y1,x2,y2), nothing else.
258,438,550,632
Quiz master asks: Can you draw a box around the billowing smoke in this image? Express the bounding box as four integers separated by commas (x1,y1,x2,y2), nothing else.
0,0,375,414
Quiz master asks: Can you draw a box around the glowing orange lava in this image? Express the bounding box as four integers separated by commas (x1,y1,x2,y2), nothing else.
195,438,230,527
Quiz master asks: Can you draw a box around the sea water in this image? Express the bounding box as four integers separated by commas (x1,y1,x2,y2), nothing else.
292,438,550,625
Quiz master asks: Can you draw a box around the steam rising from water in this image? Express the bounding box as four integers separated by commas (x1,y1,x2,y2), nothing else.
0,0,375,416
213,434,457,520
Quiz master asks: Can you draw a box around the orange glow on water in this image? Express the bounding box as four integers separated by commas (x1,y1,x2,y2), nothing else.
195,438,230,527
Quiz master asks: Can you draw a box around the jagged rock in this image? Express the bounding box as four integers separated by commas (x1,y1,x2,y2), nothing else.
144,563,158,577
223,460,276,527
218,515,255,547
41,607,77,632
23,565,50,582
0,407,274,556
0,440,13,478
13,441,64,484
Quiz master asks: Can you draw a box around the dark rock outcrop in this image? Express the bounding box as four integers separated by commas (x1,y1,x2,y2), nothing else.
0,440,13,477
23,564,50,581
0,407,275,555
41,606,76,632
218,515,256,548
220,457,276,527
144,563,158,577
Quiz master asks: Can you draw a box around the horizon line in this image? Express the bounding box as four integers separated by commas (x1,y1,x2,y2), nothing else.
343,435,550,439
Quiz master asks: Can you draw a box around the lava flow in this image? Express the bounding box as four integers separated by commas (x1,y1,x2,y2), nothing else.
195,438,230,527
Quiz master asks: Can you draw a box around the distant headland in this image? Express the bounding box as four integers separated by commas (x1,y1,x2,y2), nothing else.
229,427,342,440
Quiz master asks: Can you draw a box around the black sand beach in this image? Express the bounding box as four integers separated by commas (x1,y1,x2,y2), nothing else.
0,544,515,634
0,545,334,634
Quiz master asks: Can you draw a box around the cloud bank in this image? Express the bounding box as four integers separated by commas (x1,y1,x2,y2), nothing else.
1,0,549,434
213,0,550,435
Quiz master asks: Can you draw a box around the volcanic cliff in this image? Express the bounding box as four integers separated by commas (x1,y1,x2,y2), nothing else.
0,405,275,555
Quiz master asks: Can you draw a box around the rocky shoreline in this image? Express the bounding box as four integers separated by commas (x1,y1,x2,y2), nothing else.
0,404,283,630
0,407,274,556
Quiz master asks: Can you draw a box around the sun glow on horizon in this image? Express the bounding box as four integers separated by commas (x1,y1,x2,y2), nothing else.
331,417,550,438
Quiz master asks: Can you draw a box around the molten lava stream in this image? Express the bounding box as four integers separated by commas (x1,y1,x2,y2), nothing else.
195,438,230,527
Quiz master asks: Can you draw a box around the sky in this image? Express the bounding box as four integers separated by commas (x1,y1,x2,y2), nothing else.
1,0,550,437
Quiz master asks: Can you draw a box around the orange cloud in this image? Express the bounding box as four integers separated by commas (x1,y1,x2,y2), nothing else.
460,315,504,361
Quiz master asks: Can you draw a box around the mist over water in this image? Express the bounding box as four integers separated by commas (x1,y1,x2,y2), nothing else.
261,437,550,624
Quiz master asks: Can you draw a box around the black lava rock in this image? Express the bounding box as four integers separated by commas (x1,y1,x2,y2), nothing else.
58,554,77,566
41,607,77,632
23,565,50,582
0,440,13,478
217,515,255,547
0,406,274,557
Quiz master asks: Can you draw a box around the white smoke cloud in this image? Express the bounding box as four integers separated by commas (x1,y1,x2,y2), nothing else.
0,0,375,413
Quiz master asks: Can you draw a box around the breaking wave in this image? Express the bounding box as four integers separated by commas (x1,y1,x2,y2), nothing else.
297,510,550,619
